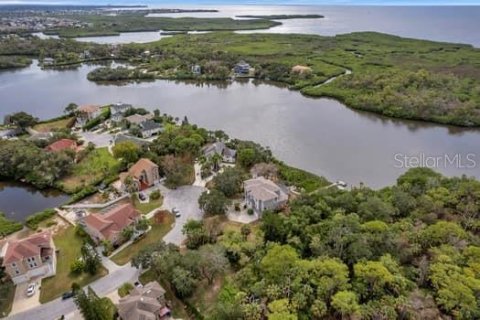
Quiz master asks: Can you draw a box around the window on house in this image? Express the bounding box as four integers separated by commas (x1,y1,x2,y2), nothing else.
15,270,20,275
11,262,16,268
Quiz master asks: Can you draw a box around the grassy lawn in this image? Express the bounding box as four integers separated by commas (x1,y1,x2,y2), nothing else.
39,226,108,303
33,117,74,132
110,212,174,265
139,269,189,319
0,281,15,318
132,195,163,215
58,148,120,193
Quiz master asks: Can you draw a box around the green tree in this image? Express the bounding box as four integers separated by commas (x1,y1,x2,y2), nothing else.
74,287,114,320
198,189,230,215
81,243,101,275
212,167,244,197
171,268,196,298
112,141,141,164
8,111,38,129
331,291,360,319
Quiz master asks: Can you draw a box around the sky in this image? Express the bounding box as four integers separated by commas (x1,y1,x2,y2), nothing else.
1,0,480,5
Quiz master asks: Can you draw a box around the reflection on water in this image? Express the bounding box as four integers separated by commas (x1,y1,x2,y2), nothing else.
0,181,70,222
1,63,480,188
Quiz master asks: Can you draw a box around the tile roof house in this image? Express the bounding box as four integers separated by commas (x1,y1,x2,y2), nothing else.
82,203,140,245
202,142,236,163
120,158,160,191
117,281,171,320
45,138,77,152
1,231,56,285
77,104,101,126
244,177,288,214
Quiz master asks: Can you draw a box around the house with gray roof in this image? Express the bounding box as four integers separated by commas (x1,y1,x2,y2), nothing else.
139,120,163,138
244,177,288,214
202,142,236,163
111,103,133,122
117,281,171,320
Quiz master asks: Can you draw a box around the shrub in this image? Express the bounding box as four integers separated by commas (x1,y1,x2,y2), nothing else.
70,259,85,275
25,208,56,230
150,190,161,200
0,213,23,237
118,282,134,297
247,208,254,215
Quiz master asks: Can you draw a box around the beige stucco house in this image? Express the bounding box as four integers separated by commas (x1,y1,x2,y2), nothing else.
1,231,56,285
244,177,288,214
117,281,171,320
120,158,160,191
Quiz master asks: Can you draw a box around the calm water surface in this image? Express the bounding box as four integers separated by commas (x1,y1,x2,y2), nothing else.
0,181,69,221
1,62,480,189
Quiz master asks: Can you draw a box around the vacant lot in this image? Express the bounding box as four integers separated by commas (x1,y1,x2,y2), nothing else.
33,117,74,132
59,148,120,193
111,212,173,265
40,226,108,303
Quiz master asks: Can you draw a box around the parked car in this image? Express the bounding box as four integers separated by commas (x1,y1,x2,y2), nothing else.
134,281,143,288
172,207,181,218
62,291,75,300
26,283,36,297
138,192,146,201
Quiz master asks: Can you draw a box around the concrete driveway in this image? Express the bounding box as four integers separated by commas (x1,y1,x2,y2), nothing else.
78,131,114,148
159,185,206,246
10,280,41,315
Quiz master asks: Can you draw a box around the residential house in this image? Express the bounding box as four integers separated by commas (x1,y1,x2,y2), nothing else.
0,127,20,140
82,203,140,245
77,105,101,126
117,281,171,320
120,158,160,191
202,142,236,163
1,231,56,285
139,120,163,139
234,60,251,75
111,103,133,122
45,138,77,152
125,114,153,126
244,177,288,214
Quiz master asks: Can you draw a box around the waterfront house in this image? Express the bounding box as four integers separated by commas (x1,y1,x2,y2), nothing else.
45,138,77,152
125,114,153,126
82,203,140,246
139,120,163,139
202,142,236,163
0,127,21,140
1,231,56,285
234,60,251,75
244,177,288,214
77,104,101,126
120,158,160,191
111,103,133,122
117,281,171,320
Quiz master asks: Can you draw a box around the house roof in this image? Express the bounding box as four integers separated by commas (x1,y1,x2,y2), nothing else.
117,282,167,320
84,203,140,242
128,158,158,179
203,142,236,158
244,177,288,202
78,105,100,114
2,231,52,264
140,120,161,132
125,114,152,125
45,139,77,152
111,103,132,114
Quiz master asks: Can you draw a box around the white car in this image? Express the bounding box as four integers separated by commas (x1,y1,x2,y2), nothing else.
172,207,181,218
26,283,36,297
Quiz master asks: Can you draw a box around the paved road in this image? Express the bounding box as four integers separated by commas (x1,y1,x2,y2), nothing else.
7,264,139,320
160,185,206,246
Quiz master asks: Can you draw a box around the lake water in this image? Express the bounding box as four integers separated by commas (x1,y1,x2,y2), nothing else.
1,62,480,189
0,181,70,222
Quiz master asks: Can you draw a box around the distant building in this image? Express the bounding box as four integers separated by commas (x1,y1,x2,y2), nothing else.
234,60,251,75
82,203,140,245
117,281,171,320
202,142,236,163
45,138,77,152
191,64,202,75
42,57,55,66
111,103,133,122
1,232,56,285
244,177,288,214
120,158,160,191
0,127,20,140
